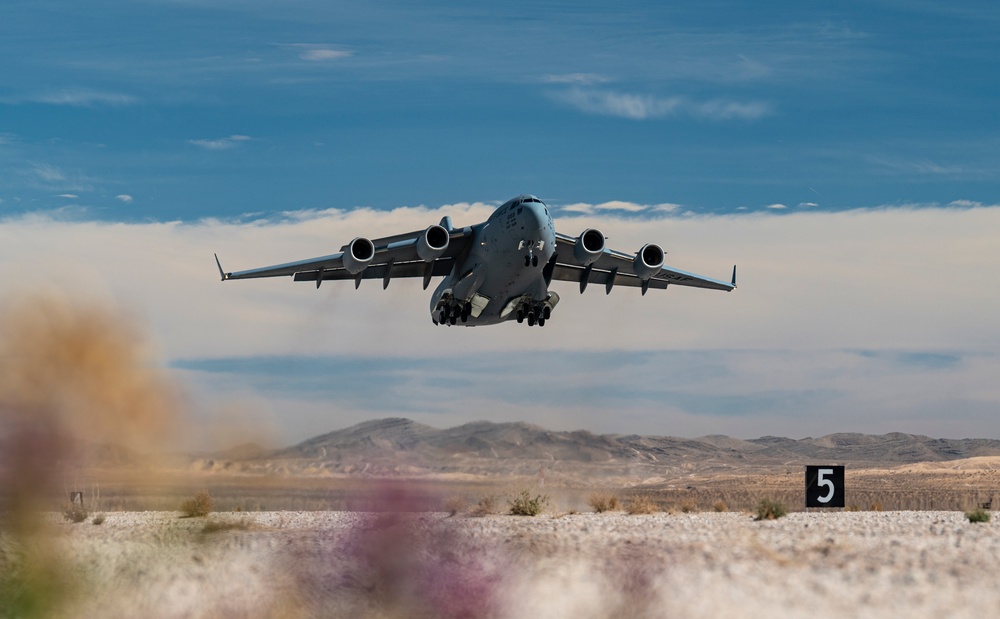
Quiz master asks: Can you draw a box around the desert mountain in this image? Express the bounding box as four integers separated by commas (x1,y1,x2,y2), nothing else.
185,418,1000,480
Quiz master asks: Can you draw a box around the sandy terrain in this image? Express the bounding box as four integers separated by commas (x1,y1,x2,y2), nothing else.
7,509,998,619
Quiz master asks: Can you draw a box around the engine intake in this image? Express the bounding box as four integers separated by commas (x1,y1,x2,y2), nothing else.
416,224,450,262
343,237,375,274
573,228,605,265
633,243,664,279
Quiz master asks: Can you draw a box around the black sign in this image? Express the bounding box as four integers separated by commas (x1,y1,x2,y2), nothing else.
805,465,845,508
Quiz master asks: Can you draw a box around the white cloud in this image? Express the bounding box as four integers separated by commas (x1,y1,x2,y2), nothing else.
116,194,134,203
766,203,787,210
1,204,998,438
798,202,819,208
188,135,253,150
557,200,680,215
7,89,139,107
288,44,353,61
549,87,770,120
57,194,79,199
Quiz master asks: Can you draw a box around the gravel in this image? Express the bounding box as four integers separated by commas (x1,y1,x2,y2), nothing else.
20,510,1000,618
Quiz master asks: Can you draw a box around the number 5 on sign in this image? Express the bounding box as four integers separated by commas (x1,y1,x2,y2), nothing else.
805,465,845,508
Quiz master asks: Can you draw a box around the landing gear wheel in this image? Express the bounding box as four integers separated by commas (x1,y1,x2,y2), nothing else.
527,313,536,327
524,255,531,267
516,310,524,323
439,310,447,324
543,306,551,320
538,317,545,327
532,255,538,267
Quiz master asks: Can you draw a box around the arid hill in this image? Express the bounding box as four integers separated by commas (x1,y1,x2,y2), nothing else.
168,418,1000,482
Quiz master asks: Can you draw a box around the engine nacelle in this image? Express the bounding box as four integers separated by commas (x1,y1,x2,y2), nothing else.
573,228,606,265
633,243,664,279
416,224,450,262
342,237,375,274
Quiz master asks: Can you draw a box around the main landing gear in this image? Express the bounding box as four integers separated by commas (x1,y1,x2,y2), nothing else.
515,302,551,327
433,301,471,326
524,254,538,267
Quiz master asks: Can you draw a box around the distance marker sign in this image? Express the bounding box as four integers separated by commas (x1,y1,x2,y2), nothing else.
805,465,845,508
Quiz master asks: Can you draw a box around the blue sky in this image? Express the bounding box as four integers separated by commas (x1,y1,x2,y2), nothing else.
2,1,999,446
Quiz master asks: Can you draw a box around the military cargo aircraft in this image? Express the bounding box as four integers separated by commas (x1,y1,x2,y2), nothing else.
215,195,735,327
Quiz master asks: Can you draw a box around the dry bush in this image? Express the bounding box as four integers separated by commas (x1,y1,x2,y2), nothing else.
625,496,659,515
754,498,787,521
91,514,106,525
869,501,884,512
588,493,621,513
966,508,990,523
471,494,499,517
846,504,861,512
679,499,698,513
712,500,728,513
62,502,88,523
508,490,549,516
443,495,469,516
180,490,213,518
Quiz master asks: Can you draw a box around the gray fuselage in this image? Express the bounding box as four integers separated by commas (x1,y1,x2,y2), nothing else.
430,195,556,326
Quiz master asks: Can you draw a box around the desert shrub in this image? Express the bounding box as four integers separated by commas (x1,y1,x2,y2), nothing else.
588,493,621,513
845,504,861,512
679,499,698,513
443,495,469,516
625,496,659,515
471,494,499,517
508,490,549,516
91,514,106,525
62,502,88,523
869,502,884,512
754,498,787,521
712,500,728,513
966,508,991,523
180,490,213,518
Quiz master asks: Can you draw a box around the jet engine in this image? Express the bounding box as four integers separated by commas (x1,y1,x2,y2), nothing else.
573,228,606,265
416,224,450,262
633,243,664,279
342,237,376,274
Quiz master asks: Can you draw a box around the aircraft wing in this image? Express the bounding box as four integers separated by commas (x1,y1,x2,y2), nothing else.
216,222,472,289
550,232,736,294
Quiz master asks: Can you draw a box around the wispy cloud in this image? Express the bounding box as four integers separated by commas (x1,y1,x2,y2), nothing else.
188,135,253,151
558,200,681,215
116,194,134,204
799,202,819,208
766,203,787,210
57,194,79,199
287,44,353,61
549,87,770,121
542,73,609,85
4,89,139,107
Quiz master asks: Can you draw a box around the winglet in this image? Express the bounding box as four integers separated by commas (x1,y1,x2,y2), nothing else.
215,253,229,281
731,265,737,288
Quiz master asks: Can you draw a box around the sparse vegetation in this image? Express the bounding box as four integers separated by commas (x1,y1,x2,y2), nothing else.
91,514,106,525
180,490,213,518
443,495,469,516
679,499,698,513
625,495,659,515
869,502,884,512
471,494,499,517
712,500,728,513
754,498,787,521
508,490,549,516
966,508,991,523
588,492,621,513
62,502,88,523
